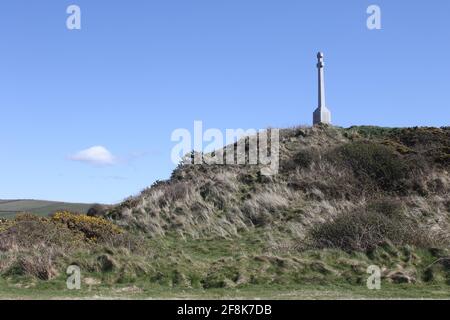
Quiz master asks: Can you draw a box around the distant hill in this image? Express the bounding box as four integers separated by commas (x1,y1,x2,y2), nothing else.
0,199,92,219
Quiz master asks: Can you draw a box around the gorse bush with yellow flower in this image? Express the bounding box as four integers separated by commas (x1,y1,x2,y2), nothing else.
51,211,123,242
0,218,12,233
0,212,143,279
1,212,125,247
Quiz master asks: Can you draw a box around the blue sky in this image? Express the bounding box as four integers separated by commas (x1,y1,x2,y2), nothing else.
1,0,449,203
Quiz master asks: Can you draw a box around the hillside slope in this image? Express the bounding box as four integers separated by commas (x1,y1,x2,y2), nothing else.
1,125,449,296
106,125,450,242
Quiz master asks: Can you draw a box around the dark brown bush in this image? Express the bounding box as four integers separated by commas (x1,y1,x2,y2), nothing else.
87,204,108,217
366,198,403,218
281,149,317,172
333,142,409,192
307,210,441,253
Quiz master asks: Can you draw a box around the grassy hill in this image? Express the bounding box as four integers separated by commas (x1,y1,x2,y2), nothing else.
107,125,450,241
0,199,92,219
0,125,449,299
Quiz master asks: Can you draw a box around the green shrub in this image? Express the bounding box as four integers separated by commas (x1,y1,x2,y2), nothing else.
345,126,396,139
87,204,108,217
281,150,316,172
294,150,315,168
367,198,403,218
307,210,439,253
334,142,408,192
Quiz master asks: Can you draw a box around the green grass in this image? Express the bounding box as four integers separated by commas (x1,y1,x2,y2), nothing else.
0,277,449,300
0,199,92,219
344,126,398,138
1,225,449,299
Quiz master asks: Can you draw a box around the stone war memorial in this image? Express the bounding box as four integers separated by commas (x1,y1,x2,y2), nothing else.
313,52,332,125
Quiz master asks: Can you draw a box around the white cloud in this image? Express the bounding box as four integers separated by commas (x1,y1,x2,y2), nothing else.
69,146,116,166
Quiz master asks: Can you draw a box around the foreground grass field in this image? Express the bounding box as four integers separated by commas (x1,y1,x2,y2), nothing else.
1,222,449,300
0,280,449,300
0,213,449,300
